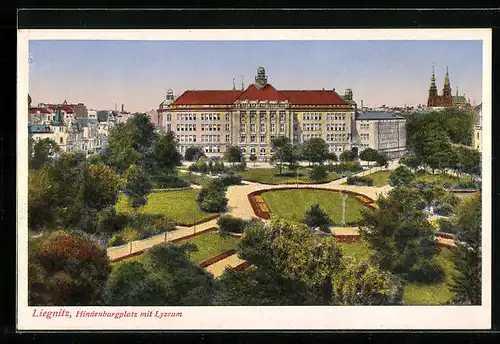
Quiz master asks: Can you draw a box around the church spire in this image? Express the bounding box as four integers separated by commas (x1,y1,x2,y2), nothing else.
444,66,450,87
429,65,437,90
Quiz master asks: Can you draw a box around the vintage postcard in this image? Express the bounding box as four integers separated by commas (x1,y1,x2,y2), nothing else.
17,29,491,330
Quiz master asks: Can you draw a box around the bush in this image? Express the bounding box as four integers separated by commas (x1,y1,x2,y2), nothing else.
332,161,363,173
434,202,455,216
188,163,199,172
407,260,446,284
199,195,228,213
454,181,479,190
436,217,457,234
129,196,147,208
152,175,189,189
220,173,242,186
108,233,125,247
309,164,328,182
184,147,205,162
388,166,415,187
97,207,129,234
217,215,247,234
122,227,140,242
347,175,374,186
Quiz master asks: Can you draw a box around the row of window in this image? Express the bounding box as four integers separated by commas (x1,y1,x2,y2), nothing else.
326,134,348,142
201,135,221,143
360,133,370,140
241,147,268,156
240,111,286,123
359,123,370,130
178,135,197,143
240,123,285,133
326,124,347,131
240,135,268,143
169,113,231,121
302,123,321,131
177,124,196,132
302,134,322,141
326,113,348,121
302,113,322,121
201,124,221,132
329,145,348,153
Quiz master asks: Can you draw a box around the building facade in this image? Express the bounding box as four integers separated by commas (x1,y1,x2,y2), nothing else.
158,67,406,160
474,103,482,152
353,112,407,158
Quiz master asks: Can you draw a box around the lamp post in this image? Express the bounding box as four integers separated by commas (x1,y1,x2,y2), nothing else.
340,190,348,227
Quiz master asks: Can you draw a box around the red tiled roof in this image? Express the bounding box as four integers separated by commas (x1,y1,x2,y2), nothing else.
281,90,347,105
29,108,52,114
236,84,288,102
172,90,243,105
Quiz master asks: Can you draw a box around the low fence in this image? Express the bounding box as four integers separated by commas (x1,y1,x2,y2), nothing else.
151,187,193,192
175,213,221,227
199,249,237,269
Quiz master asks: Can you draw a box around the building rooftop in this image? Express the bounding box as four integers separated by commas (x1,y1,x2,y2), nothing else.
28,124,53,134
356,111,405,121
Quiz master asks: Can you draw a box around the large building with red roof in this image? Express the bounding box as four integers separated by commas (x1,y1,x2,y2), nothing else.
158,67,361,160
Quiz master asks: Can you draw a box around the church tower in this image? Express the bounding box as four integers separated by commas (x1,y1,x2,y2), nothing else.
427,65,438,107
442,66,452,106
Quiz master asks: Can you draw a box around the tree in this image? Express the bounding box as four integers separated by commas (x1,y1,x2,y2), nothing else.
224,146,243,166
28,168,58,231
127,113,158,153
184,146,205,162
456,145,481,179
197,178,228,213
82,163,121,211
399,155,421,172
359,186,439,275
238,218,344,304
217,215,247,234
339,148,358,162
302,204,333,233
326,152,338,164
388,166,415,187
122,164,153,208
309,164,328,182
332,259,403,305
302,138,329,165
30,138,60,170
376,153,389,170
270,137,300,175
359,148,380,167
105,243,215,306
450,193,481,304
149,131,182,177
29,230,111,306
106,123,142,173
249,154,258,166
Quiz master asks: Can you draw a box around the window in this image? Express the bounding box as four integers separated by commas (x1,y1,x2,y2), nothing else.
241,123,246,131
260,147,266,155
271,123,276,133
225,134,230,142
240,135,246,143
270,111,276,121
250,124,256,132
250,111,256,122
250,135,256,143
250,148,256,155
59,137,63,144
260,123,266,132
279,111,286,122
225,124,230,131
280,123,285,132
225,113,230,120
260,135,266,143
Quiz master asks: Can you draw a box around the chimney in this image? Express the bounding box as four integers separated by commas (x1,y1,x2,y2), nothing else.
121,104,124,112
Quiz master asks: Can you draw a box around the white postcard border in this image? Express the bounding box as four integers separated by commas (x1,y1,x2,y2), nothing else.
16,28,492,330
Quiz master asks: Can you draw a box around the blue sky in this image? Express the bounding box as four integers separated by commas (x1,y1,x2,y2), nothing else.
29,40,483,112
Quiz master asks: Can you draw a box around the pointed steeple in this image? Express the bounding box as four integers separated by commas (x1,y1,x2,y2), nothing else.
429,65,437,90
232,78,236,91
444,66,450,87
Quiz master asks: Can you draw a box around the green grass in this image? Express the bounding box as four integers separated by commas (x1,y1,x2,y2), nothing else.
364,171,392,187
261,189,367,225
179,170,212,185
403,248,457,305
113,231,239,265
338,240,457,305
415,172,468,187
115,189,217,224
237,168,340,184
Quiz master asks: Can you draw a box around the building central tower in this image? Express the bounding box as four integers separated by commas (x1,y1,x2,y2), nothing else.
255,66,268,88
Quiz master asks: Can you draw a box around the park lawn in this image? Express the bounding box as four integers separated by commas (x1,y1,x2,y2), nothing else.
261,189,367,225
113,231,239,266
238,168,340,184
178,170,212,185
115,189,217,224
337,241,456,305
403,247,457,305
364,170,392,187
415,171,469,187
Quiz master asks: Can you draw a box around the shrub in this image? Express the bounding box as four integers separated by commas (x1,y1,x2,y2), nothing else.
129,196,147,208
97,207,129,234
217,215,247,234
309,164,328,182
434,202,455,217
454,181,479,190
184,147,205,162
108,233,125,247
153,175,189,189
220,173,242,186
388,166,415,187
333,161,363,173
407,260,446,284
199,195,228,213
436,217,457,234
188,163,199,172
122,227,140,242
347,176,374,186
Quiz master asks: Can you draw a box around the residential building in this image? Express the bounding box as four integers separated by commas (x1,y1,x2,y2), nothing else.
158,67,357,160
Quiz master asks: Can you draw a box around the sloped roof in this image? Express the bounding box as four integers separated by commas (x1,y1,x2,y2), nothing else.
281,90,346,105
235,84,288,102
356,111,405,121
28,125,53,133
173,90,243,105
29,107,52,114
452,95,468,104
